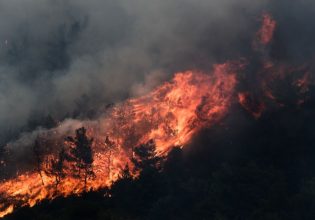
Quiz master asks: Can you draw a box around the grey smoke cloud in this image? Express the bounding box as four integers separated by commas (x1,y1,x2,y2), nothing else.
0,0,314,146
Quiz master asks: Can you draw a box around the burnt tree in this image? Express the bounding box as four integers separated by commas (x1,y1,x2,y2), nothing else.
33,138,45,185
67,127,95,189
45,147,67,187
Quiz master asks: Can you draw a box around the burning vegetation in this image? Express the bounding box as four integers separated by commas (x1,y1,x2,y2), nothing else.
0,10,315,219
0,63,238,217
257,13,277,45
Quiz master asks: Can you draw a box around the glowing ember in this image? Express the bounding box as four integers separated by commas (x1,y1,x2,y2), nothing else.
238,92,265,119
0,206,13,218
257,13,276,45
0,63,237,218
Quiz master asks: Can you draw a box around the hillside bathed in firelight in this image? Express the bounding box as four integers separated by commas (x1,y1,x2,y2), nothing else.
0,1,315,220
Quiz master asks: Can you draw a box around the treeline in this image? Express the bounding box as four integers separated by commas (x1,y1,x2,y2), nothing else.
33,127,95,189
4,93,315,220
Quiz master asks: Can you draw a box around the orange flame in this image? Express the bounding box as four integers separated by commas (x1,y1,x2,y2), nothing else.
0,63,238,218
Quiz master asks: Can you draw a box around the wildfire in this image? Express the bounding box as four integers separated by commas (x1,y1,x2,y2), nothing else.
238,63,313,119
238,92,265,119
0,63,238,218
238,12,314,119
1,11,314,218
257,13,276,45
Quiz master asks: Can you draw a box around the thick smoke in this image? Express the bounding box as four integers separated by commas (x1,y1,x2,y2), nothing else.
0,0,314,148
0,0,267,144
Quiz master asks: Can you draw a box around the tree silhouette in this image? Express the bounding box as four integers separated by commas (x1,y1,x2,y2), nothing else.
67,127,95,189
131,139,163,175
120,164,132,180
33,137,44,185
46,147,67,187
104,136,115,178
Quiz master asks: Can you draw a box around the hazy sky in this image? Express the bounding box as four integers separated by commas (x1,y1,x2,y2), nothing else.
0,0,314,144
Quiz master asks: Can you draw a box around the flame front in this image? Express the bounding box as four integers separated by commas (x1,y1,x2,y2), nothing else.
0,63,237,218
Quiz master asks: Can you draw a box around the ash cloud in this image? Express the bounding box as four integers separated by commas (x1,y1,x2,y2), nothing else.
0,0,314,146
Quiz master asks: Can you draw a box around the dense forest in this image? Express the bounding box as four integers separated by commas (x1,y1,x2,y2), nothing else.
3,86,315,220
